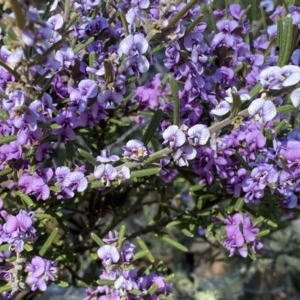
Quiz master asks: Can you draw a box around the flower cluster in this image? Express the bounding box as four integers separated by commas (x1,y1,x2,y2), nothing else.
85,232,172,299
223,213,263,257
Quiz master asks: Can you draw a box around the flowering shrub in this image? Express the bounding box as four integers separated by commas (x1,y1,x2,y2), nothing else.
0,0,300,298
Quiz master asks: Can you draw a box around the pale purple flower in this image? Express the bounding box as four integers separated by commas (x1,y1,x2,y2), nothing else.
97,245,120,265
55,47,75,68
55,167,71,183
121,241,136,262
118,34,148,57
211,100,231,116
162,125,186,148
173,145,197,167
290,88,300,108
114,275,133,291
94,164,118,187
97,90,123,109
187,124,210,146
242,163,278,192
117,166,130,181
26,256,57,292
242,216,259,242
291,49,300,66
248,98,276,123
260,0,274,12
97,149,119,163
78,79,98,100
122,139,149,160
280,65,300,88
63,172,88,192
47,14,64,30
259,66,282,89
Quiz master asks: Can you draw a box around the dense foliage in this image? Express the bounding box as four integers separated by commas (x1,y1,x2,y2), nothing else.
0,0,300,299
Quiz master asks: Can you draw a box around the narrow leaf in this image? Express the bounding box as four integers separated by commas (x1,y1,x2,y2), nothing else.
130,167,161,178
0,135,17,146
234,198,244,211
91,232,104,247
15,191,35,207
256,229,270,238
118,225,126,249
169,75,180,126
148,283,159,296
96,280,114,286
0,108,8,121
39,227,58,256
73,37,94,54
78,148,97,166
57,281,69,287
142,109,163,145
132,250,149,261
161,236,188,252
136,237,155,263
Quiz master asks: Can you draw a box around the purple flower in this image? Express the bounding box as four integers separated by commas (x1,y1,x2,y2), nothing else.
121,241,136,262
63,171,88,193
242,216,259,242
94,164,118,187
97,245,120,265
290,88,300,108
260,0,274,12
97,90,123,109
55,167,71,183
26,256,57,292
122,140,150,161
117,166,130,181
55,47,75,68
118,34,149,57
162,125,186,148
173,145,197,167
187,124,210,146
248,98,276,123
97,149,120,163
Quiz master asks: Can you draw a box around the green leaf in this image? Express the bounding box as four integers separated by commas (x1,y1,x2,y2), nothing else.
24,244,33,252
89,52,96,80
252,216,264,225
128,289,142,296
181,229,194,238
39,228,58,256
0,285,12,294
260,6,269,40
168,75,180,126
91,232,104,247
248,83,262,99
57,280,69,287
119,10,129,36
233,151,251,171
277,104,295,113
230,91,242,118
277,16,298,67
234,198,244,211
30,39,65,66
35,213,53,220
0,244,9,251
65,142,74,168
0,167,12,177
166,220,181,228
161,236,188,252
15,191,35,207
190,184,205,193
142,109,163,145
117,225,126,249
90,180,105,189
73,37,94,54
96,280,114,286
0,108,8,121
104,59,113,83
149,42,167,55
148,283,159,296
0,135,17,146
132,250,150,261
130,167,161,178
256,229,270,238
136,237,155,263
78,148,97,166
165,273,175,282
